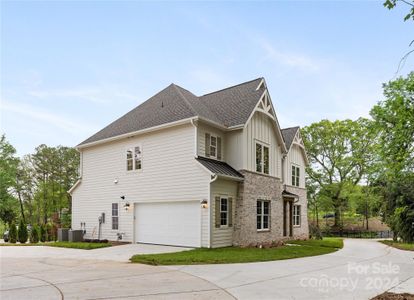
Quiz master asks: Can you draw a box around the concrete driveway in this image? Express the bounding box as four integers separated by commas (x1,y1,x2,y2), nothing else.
0,243,191,262
1,239,413,299
169,239,414,299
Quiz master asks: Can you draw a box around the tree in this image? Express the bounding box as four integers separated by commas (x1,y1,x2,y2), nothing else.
371,72,414,176
0,135,19,225
8,222,17,243
30,225,39,243
384,0,414,22
302,118,377,227
18,219,28,243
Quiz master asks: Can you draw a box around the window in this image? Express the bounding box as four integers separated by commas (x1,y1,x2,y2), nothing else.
112,203,119,230
292,165,300,186
256,142,269,174
220,198,228,226
293,205,301,226
210,136,217,158
205,133,222,160
126,146,142,171
257,200,270,230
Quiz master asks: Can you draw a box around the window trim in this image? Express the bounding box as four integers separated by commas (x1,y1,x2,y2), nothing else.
255,141,270,175
291,164,300,187
219,197,228,227
112,203,119,230
257,200,270,231
126,145,143,172
293,205,301,227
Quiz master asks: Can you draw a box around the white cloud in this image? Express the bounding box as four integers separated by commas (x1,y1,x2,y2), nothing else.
258,39,321,72
1,100,99,136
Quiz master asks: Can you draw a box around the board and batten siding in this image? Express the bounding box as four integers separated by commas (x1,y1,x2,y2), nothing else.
243,112,282,178
284,144,306,188
71,124,211,244
197,122,225,160
224,130,243,171
210,178,238,248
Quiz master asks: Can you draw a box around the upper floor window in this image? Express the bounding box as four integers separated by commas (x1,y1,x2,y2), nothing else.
127,146,142,171
293,205,301,226
292,165,300,186
256,142,269,174
205,133,222,160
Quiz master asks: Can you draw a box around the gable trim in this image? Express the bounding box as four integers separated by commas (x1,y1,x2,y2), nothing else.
243,87,288,153
68,179,82,195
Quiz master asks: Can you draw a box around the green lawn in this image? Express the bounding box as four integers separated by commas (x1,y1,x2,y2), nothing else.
0,241,111,250
130,238,343,265
380,240,414,251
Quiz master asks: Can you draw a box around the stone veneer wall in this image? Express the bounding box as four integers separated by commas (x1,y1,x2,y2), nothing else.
233,170,283,246
233,170,309,246
285,185,309,239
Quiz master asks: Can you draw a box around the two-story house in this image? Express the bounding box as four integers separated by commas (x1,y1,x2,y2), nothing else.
69,77,309,248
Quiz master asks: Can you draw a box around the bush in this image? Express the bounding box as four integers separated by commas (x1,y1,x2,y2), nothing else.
18,219,28,244
30,225,39,243
309,224,323,240
9,223,17,243
40,225,47,242
46,224,56,241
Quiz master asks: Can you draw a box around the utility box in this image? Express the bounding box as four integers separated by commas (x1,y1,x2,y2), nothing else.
68,230,84,242
57,228,69,242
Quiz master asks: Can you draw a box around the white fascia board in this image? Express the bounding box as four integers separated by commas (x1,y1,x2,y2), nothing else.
77,117,197,150
68,179,82,194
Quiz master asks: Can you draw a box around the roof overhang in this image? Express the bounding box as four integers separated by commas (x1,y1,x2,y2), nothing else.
77,117,197,150
68,179,82,195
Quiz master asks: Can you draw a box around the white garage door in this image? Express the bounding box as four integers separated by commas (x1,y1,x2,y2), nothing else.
134,201,201,247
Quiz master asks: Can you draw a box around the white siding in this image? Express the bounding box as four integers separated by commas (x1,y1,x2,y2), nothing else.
210,178,238,248
197,123,225,160
71,124,210,243
243,112,281,178
284,144,306,188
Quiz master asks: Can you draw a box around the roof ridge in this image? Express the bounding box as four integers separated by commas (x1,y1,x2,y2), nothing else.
201,77,263,97
281,126,300,131
171,83,197,115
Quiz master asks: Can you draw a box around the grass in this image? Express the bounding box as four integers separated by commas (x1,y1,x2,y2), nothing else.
0,241,112,250
130,238,343,265
380,240,414,251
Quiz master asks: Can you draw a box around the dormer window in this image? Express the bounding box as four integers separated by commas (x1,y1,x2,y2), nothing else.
205,133,222,160
127,146,142,171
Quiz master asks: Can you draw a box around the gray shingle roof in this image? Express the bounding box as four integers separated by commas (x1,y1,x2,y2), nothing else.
196,156,244,179
281,126,299,150
79,78,265,146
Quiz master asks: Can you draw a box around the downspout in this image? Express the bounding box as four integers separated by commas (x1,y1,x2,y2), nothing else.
209,174,218,248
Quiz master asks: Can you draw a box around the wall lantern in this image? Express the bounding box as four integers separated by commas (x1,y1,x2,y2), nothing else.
123,202,130,211
201,199,208,209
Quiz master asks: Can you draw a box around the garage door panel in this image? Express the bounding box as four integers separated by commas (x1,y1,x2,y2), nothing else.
135,201,201,247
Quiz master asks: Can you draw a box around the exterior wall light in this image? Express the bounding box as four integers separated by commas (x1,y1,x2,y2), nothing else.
123,202,130,211
201,199,208,209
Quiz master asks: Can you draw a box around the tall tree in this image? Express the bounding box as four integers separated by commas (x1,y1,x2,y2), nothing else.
302,118,377,227
0,135,19,224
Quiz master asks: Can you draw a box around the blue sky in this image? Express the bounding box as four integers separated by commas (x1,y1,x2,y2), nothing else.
1,1,412,156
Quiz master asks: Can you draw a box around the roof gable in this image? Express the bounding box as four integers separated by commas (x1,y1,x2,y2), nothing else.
281,126,300,150
78,77,274,147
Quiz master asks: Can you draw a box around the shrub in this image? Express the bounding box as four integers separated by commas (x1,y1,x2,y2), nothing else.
46,224,56,241
309,224,323,240
30,225,39,243
9,223,17,243
40,225,47,242
18,219,28,244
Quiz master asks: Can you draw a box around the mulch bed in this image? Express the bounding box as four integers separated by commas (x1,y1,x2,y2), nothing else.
372,293,414,300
